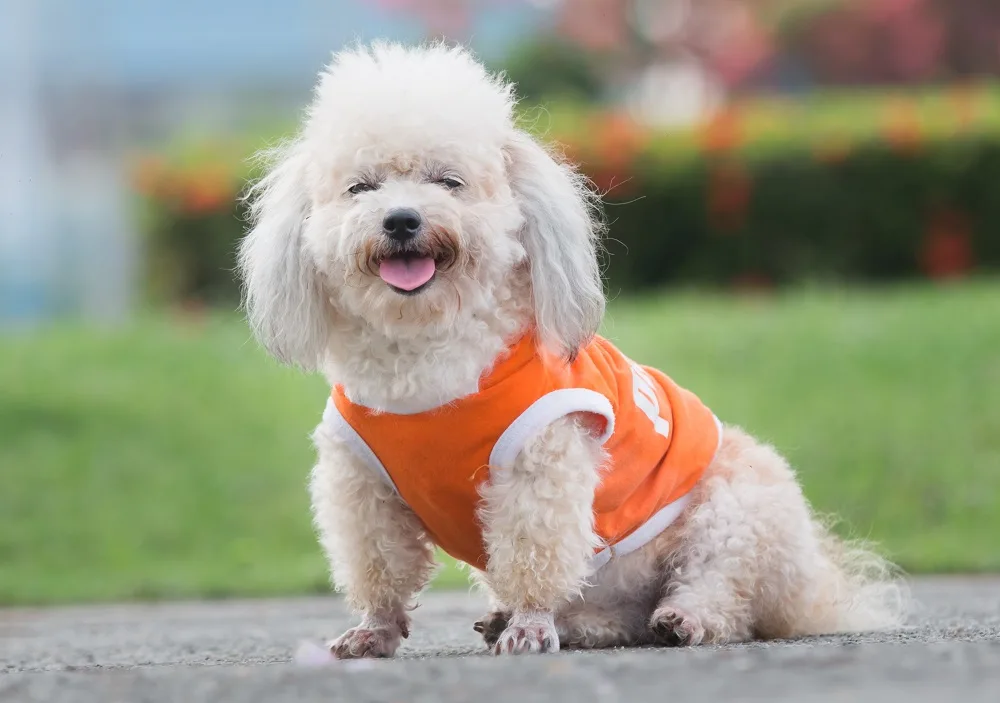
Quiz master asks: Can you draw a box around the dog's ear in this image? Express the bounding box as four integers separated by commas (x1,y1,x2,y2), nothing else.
505,131,605,360
238,143,332,370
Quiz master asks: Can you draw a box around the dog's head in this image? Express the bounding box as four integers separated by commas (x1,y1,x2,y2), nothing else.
239,43,604,370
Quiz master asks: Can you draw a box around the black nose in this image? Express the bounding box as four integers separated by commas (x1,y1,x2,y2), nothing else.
383,208,422,242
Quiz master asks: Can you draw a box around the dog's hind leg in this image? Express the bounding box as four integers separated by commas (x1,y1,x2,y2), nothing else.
648,427,782,646
649,425,908,646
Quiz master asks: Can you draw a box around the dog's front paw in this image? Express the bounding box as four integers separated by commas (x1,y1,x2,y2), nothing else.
492,612,559,655
473,610,511,647
649,606,705,647
329,618,405,659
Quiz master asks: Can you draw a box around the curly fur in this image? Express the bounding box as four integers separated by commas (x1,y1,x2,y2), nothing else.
238,42,910,658
478,415,606,612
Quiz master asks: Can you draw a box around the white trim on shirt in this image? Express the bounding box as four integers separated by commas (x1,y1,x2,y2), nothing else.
489,388,616,470
322,398,400,495
322,393,724,574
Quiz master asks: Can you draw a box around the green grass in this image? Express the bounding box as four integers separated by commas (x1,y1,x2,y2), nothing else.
2,281,998,605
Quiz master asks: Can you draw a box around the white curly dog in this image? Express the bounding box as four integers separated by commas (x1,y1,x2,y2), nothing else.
238,42,908,658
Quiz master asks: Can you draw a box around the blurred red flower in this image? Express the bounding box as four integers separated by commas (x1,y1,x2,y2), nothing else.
707,160,753,233
732,271,774,293
921,209,973,279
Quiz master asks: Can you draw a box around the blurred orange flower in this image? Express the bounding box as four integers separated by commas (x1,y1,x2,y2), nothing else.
948,83,983,133
813,136,853,165
591,112,649,171
883,98,923,153
575,111,649,198
699,108,745,154
131,154,236,216
181,166,234,215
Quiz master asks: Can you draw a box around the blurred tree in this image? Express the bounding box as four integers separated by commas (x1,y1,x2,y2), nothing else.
786,0,1000,85
942,0,1000,78
553,0,783,89
358,0,1000,122
500,37,604,103
550,0,783,122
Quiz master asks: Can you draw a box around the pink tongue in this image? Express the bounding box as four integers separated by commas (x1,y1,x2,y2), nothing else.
378,256,436,291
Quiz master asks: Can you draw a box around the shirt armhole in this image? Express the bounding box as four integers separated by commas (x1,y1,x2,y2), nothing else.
321,398,400,495
489,389,616,471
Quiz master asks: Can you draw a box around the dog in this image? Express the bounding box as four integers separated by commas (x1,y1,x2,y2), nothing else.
237,42,908,657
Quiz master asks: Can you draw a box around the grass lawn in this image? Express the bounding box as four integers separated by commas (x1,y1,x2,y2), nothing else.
2,280,998,605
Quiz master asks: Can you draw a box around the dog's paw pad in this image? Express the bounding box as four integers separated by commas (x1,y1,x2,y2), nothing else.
492,619,559,655
328,626,401,659
649,606,705,647
473,611,511,646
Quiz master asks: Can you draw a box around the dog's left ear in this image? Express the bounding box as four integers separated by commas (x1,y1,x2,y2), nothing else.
505,131,605,360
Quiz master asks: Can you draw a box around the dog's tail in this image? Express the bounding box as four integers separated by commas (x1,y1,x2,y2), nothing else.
811,519,912,633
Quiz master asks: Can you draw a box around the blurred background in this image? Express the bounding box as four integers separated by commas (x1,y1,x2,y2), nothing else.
1,0,998,605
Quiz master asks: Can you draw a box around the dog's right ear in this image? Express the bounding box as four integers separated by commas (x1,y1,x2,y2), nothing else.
238,143,332,370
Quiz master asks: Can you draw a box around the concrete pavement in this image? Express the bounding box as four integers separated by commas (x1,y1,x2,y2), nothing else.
2,577,998,702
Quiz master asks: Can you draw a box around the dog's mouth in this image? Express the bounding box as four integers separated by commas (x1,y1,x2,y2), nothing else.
377,252,438,295
362,227,463,295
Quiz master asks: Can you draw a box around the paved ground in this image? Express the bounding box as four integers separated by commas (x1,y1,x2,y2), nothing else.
1,577,998,702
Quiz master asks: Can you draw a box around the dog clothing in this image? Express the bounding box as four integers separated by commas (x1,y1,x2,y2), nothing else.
323,334,722,571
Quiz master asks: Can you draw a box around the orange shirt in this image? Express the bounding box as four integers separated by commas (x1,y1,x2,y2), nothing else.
324,335,721,571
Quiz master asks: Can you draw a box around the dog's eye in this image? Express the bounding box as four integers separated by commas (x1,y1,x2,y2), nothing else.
347,182,378,195
436,177,464,191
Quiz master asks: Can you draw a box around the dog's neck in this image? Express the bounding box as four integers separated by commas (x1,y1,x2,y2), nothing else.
323,284,533,414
